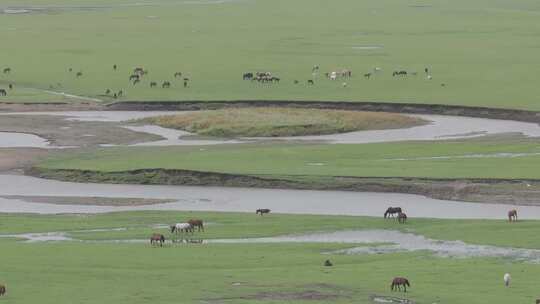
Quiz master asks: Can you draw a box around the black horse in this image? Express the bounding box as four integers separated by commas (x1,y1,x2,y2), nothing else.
150,81,157,88
384,207,402,219
243,72,254,80
307,79,314,85
256,209,271,216
162,81,171,88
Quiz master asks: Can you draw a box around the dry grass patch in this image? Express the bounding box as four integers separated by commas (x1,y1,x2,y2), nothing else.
142,108,427,137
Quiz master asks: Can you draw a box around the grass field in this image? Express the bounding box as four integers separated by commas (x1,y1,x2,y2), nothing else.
141,108,426,137
2,211,540,303
0,0,540,109
37,137,540,179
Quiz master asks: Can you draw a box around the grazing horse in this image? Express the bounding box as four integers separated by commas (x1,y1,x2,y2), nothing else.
8,84,13,90
391,277,410,292
324,259,333,267
113,64,117,70
424,67,429,74
188,219,205,232
243,72,253,80
504,273,511,287
129,74,139,81
256,209,271,216
162,81,171,88
0,284,5,296
398,212,407,224
3,67,11,74
364,73,371,79
150,81,157,88
0,89,6,96
384,207,402,219
393,70,407,77
150,233,165,247
170,223,193,234
76,72,83,78
508,209,518,222
307,80,314,85
174,72,183,78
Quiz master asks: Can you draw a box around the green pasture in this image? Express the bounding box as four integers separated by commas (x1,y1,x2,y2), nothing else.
1,212,540,303
38,137,540,179
0,0,539,109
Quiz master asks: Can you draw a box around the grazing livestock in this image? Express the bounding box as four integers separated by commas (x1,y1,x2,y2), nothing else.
398,212,407,224
3,67,11,74
68,68,73,72
294,80,299,84
133,67,144,75
150,233,165,247
188,219,205,232
425,67,429,74
256,209,271,216
324,259,333,267
427,75,433,80
118,90,123,97
0,89,7,96
184,80,188,88
129,74,140,81
174,72,182,78
8,84,13,90
307,79,314,85
312,65,319,72
393,70,407,77
243,72,253,80
384,207,402,219
150,81,157,88
508,209,518,222
113,64,117,70
105,89,111,95
0,284,5,296
504,273,511,287
113,93,117,99
170,223,193,234
76,71,83,78
391,277,410,292
162,81,171,88
364,73,371,79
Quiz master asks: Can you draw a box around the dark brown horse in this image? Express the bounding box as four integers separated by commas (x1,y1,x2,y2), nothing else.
150,233,165,247
384,207,402,219
256,209,271,216
391,277,410,292
508,209,518,222
398,212,407,224
0,284,5,296
188,219,204,232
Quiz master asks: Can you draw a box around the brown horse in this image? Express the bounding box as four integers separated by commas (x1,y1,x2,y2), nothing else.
508,209,518,222
398,212,407,224
391,277,410,292
0,284,5,296
256,209,271,216
188,219,204,232
150,233,165,247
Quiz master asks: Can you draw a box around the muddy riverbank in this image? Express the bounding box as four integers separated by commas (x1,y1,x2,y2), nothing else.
26,167,540,205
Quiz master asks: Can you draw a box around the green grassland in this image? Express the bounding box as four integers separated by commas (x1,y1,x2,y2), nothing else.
1,212,540,303
0,0,539,109
141,108,426,137
37,137,540,179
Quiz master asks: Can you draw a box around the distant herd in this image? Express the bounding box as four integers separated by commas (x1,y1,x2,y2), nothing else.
0,64,443,98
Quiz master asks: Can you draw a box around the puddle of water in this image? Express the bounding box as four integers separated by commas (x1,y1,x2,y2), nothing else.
386,152,540,161
210,230,540,262
1,174,540,219
0,131,49,148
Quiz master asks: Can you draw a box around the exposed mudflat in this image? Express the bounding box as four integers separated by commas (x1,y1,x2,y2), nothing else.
2,111,540,148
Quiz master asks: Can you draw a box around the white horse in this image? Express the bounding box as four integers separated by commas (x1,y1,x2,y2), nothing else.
504,273,511,287
170,223,193,234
